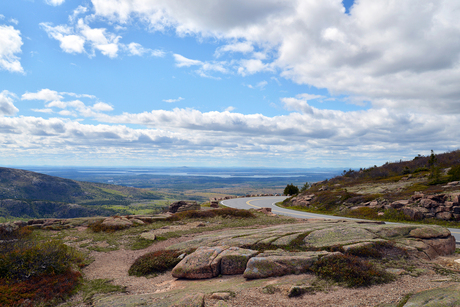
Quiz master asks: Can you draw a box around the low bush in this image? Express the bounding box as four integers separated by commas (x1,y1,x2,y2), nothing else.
448,165,460,181
344,207,379,220
128,249,183,276
0,235,84,306
0,270,81,307
311,254,394,287
167,208,256,221
0,239,82,281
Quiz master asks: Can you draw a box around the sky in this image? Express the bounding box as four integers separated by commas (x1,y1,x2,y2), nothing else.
0,0,460,168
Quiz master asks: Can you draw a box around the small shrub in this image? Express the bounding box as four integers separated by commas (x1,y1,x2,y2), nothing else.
128,249,183,276
214,207,255,218
311,254,394,287
284,183,299,195
0,270,81,307
448,165,460,181
0,237,83,307
344,207,379,220
0,240,82,281
167,208,255,221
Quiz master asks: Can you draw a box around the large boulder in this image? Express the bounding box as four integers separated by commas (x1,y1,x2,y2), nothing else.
217,247,259,275
172,246,257,279
101,217,133,229
402,207,429,220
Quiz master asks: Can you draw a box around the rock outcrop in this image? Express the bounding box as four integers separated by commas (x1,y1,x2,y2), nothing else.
168,201,201,213
168,219,456,281
293,191,460,222
400,284,460,306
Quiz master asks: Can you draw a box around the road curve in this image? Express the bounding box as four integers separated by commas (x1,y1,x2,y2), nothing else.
221,196,460,243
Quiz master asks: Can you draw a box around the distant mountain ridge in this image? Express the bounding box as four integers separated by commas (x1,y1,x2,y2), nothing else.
0,167,85,202
0,167,163,219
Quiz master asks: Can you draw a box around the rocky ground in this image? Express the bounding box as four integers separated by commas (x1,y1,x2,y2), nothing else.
48,213,460,307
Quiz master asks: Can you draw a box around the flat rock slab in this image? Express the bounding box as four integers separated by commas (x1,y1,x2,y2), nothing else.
303,225,377,247
402,284,460,306
172,246,258,279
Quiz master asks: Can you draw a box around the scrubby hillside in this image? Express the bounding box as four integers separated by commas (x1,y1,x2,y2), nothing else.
0,167,165,219
283,150,460,225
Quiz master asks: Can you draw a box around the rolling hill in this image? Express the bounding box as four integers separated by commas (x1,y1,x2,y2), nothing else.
0,167,165,219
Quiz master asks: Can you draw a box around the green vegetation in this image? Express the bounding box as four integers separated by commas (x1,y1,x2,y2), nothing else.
300,182,310,193
0,227,84,307
167,207,256,221
282,149,460,227
284,183,299,195
448,165,460,181
76,279,126,305
128,249,183,277
311,254,394,288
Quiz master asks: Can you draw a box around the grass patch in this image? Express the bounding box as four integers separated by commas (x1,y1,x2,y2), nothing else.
128,249,184,277
76,279,126,304
311,254,395,288
129,237,155,250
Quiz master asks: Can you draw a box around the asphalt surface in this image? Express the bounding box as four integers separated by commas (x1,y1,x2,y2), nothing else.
221,196,460,243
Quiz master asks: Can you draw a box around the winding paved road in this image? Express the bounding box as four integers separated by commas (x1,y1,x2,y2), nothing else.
221,196,460,243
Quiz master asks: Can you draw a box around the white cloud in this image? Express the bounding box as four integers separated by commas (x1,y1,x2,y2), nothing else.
46,100,67,108
41,18,161,59
215,42,254,57
1,92,458,166
40,23,85,54
22,89,63,102
9,19,18,25
58,110,75,116
173,54,202,67
225,106,235,112
0,90,19,116
126,42,165,57
256,80,267,89
45,0,65,6
87,0,460,114
70,6,88,23
173,53,228,77
92,102,113,112
0,25,23,73
21,89,114,117
238,59,270,76
32,108,54,113
163,97,184,103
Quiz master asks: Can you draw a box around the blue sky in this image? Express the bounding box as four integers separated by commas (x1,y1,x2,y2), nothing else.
1,0,459,168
